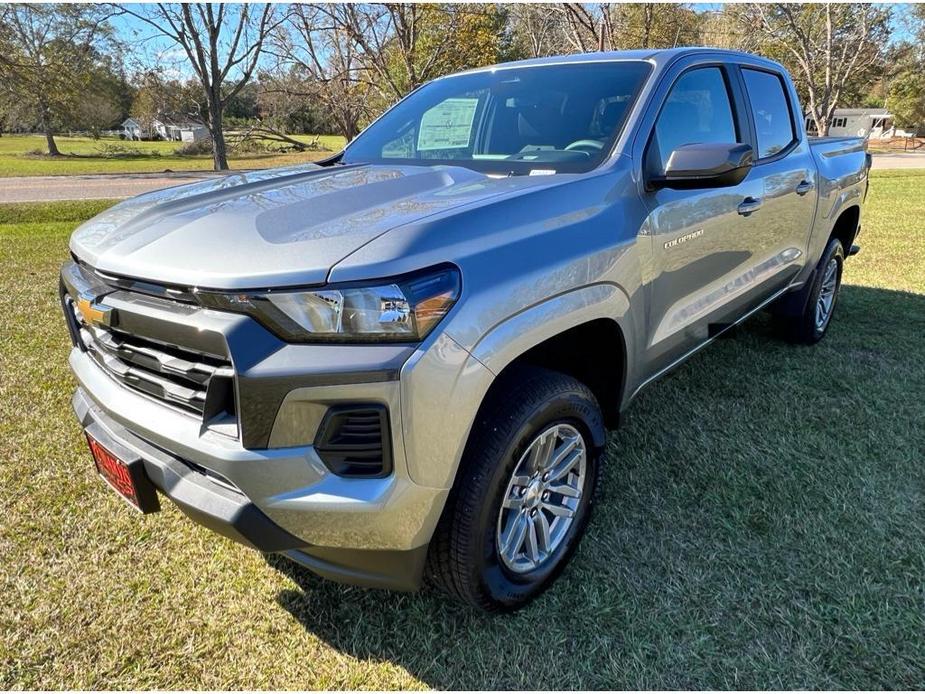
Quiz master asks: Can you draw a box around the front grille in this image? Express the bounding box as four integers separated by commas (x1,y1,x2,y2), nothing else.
314,405,392,478
63,293,236,425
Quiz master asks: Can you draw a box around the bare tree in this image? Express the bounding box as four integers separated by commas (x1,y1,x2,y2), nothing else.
741,3,891,136
557,4,617,52
271,4,371,142
509,4,568,58
0,4,115,155
117,3,280,170
323,4,467,103
552,4,702,55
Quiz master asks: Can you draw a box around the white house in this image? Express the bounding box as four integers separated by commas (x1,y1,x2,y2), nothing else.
804,108,916,139
120,117,145,140
179,124,209,143
119,114,208,142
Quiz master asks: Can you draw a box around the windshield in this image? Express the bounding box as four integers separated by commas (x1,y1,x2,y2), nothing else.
341,61,651,175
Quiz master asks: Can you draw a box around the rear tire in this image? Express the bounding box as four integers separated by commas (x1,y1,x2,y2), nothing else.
774,238,845,344
427,367,605,612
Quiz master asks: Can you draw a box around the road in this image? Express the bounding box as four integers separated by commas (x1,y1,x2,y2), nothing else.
0,153,923,203
0,171,233,203
869,152,925,169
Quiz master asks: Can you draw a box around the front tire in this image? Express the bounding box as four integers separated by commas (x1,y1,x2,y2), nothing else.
427,367,605,612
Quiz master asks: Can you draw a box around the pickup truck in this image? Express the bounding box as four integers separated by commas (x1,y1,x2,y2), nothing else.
61,48,870,612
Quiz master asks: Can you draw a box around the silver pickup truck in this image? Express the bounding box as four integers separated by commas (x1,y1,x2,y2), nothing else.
61,48,869,611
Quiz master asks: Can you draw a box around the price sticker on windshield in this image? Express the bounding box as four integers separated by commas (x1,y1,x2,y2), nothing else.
418,98,478,151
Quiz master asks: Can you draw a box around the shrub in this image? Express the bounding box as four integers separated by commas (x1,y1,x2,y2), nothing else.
174,139,213,156
94,142,150,158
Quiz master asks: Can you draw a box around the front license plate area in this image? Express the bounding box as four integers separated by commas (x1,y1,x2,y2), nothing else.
86,433,160,514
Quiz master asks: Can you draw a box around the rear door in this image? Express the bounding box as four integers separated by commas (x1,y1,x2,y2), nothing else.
635,60,764,377
738,66,817,296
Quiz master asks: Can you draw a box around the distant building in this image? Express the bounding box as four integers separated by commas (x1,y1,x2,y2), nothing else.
120,117,145,140
119,114,208,142
178,124,209,143
805,108,917,139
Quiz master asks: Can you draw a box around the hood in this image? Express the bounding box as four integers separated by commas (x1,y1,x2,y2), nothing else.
70,162,521,290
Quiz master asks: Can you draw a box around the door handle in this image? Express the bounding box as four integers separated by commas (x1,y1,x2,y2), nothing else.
795,180,813,196
737,197,763,216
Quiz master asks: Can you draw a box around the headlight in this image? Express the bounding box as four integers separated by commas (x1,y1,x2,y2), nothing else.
198,266,460,343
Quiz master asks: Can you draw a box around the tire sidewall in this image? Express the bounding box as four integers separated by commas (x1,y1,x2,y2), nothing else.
808,239,845,340
471,390,603,610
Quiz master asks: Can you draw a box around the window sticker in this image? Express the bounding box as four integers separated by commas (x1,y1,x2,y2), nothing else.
417,98,478,151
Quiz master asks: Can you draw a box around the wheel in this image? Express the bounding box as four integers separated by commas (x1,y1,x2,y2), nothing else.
774,237,845,344
427,366,605,612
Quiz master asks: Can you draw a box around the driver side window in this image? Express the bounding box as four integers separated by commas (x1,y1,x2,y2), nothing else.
651,67,740,173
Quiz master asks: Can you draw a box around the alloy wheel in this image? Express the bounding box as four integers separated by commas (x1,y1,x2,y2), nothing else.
815,257,840,331
496,423,587,574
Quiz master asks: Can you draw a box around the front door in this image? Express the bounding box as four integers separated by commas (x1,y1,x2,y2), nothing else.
640,64,763,376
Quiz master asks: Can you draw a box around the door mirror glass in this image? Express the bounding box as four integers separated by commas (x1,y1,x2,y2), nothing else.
651,142,754,190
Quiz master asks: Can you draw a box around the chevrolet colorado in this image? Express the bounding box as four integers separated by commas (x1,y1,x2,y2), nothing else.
61,48,870,611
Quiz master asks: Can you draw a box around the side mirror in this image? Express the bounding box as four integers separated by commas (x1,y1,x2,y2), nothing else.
649,142,754,190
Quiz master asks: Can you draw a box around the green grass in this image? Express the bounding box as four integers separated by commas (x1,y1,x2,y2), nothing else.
0,134,346,177
1,172,924,688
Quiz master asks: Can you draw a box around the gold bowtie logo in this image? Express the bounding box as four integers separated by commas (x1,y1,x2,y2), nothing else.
76,295,112,327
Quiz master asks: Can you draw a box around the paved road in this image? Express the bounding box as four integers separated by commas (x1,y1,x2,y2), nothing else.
1,154,923,202
0,171,232,203
869,152,925,170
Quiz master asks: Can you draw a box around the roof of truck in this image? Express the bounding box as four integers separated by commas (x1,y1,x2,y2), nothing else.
450,47,781,77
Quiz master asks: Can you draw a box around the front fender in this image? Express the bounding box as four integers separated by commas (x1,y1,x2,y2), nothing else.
468,283,633,378
399,284,634,491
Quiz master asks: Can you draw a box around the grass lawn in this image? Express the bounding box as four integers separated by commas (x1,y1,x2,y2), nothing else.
0,134,347,177
1,172,924,689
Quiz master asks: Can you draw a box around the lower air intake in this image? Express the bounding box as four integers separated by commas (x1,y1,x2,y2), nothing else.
314,405,393,478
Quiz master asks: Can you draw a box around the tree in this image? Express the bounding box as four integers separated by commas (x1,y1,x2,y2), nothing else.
736,3,891,136
888,68,925,133
272,3,513,139
610,4,702,49
257,70,335,135
130,71,203,138
271,3,373,141
0,4,116,154
910,4,925,56
72,54,134,138
509,4,568,58
883,39,925,135
554,3,701,53
315,4,510,106
557,4,617,52
117,3,281,170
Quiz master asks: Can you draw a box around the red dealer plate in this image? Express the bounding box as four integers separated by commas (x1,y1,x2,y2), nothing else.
86,433,160,513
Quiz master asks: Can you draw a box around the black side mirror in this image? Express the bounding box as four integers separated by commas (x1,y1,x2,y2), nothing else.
649,142,754,190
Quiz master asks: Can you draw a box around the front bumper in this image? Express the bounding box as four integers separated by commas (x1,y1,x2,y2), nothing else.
73,384,432,591
75,387,305,552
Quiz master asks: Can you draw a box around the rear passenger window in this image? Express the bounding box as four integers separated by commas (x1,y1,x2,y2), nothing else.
651,67,740,173
742,69,796,158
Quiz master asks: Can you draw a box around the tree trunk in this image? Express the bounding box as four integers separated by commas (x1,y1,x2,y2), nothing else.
341,117,359,143
45,128,61,156
209,102,229,171
813,111,829,137
39,103,61,156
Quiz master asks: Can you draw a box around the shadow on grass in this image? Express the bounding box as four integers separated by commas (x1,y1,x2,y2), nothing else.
268,285,925,689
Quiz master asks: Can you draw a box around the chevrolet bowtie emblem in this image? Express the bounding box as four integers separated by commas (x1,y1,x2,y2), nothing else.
76,294,113,327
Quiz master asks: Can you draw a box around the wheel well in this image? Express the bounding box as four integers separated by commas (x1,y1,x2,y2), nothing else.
830,205,860,253
494,319,626,429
